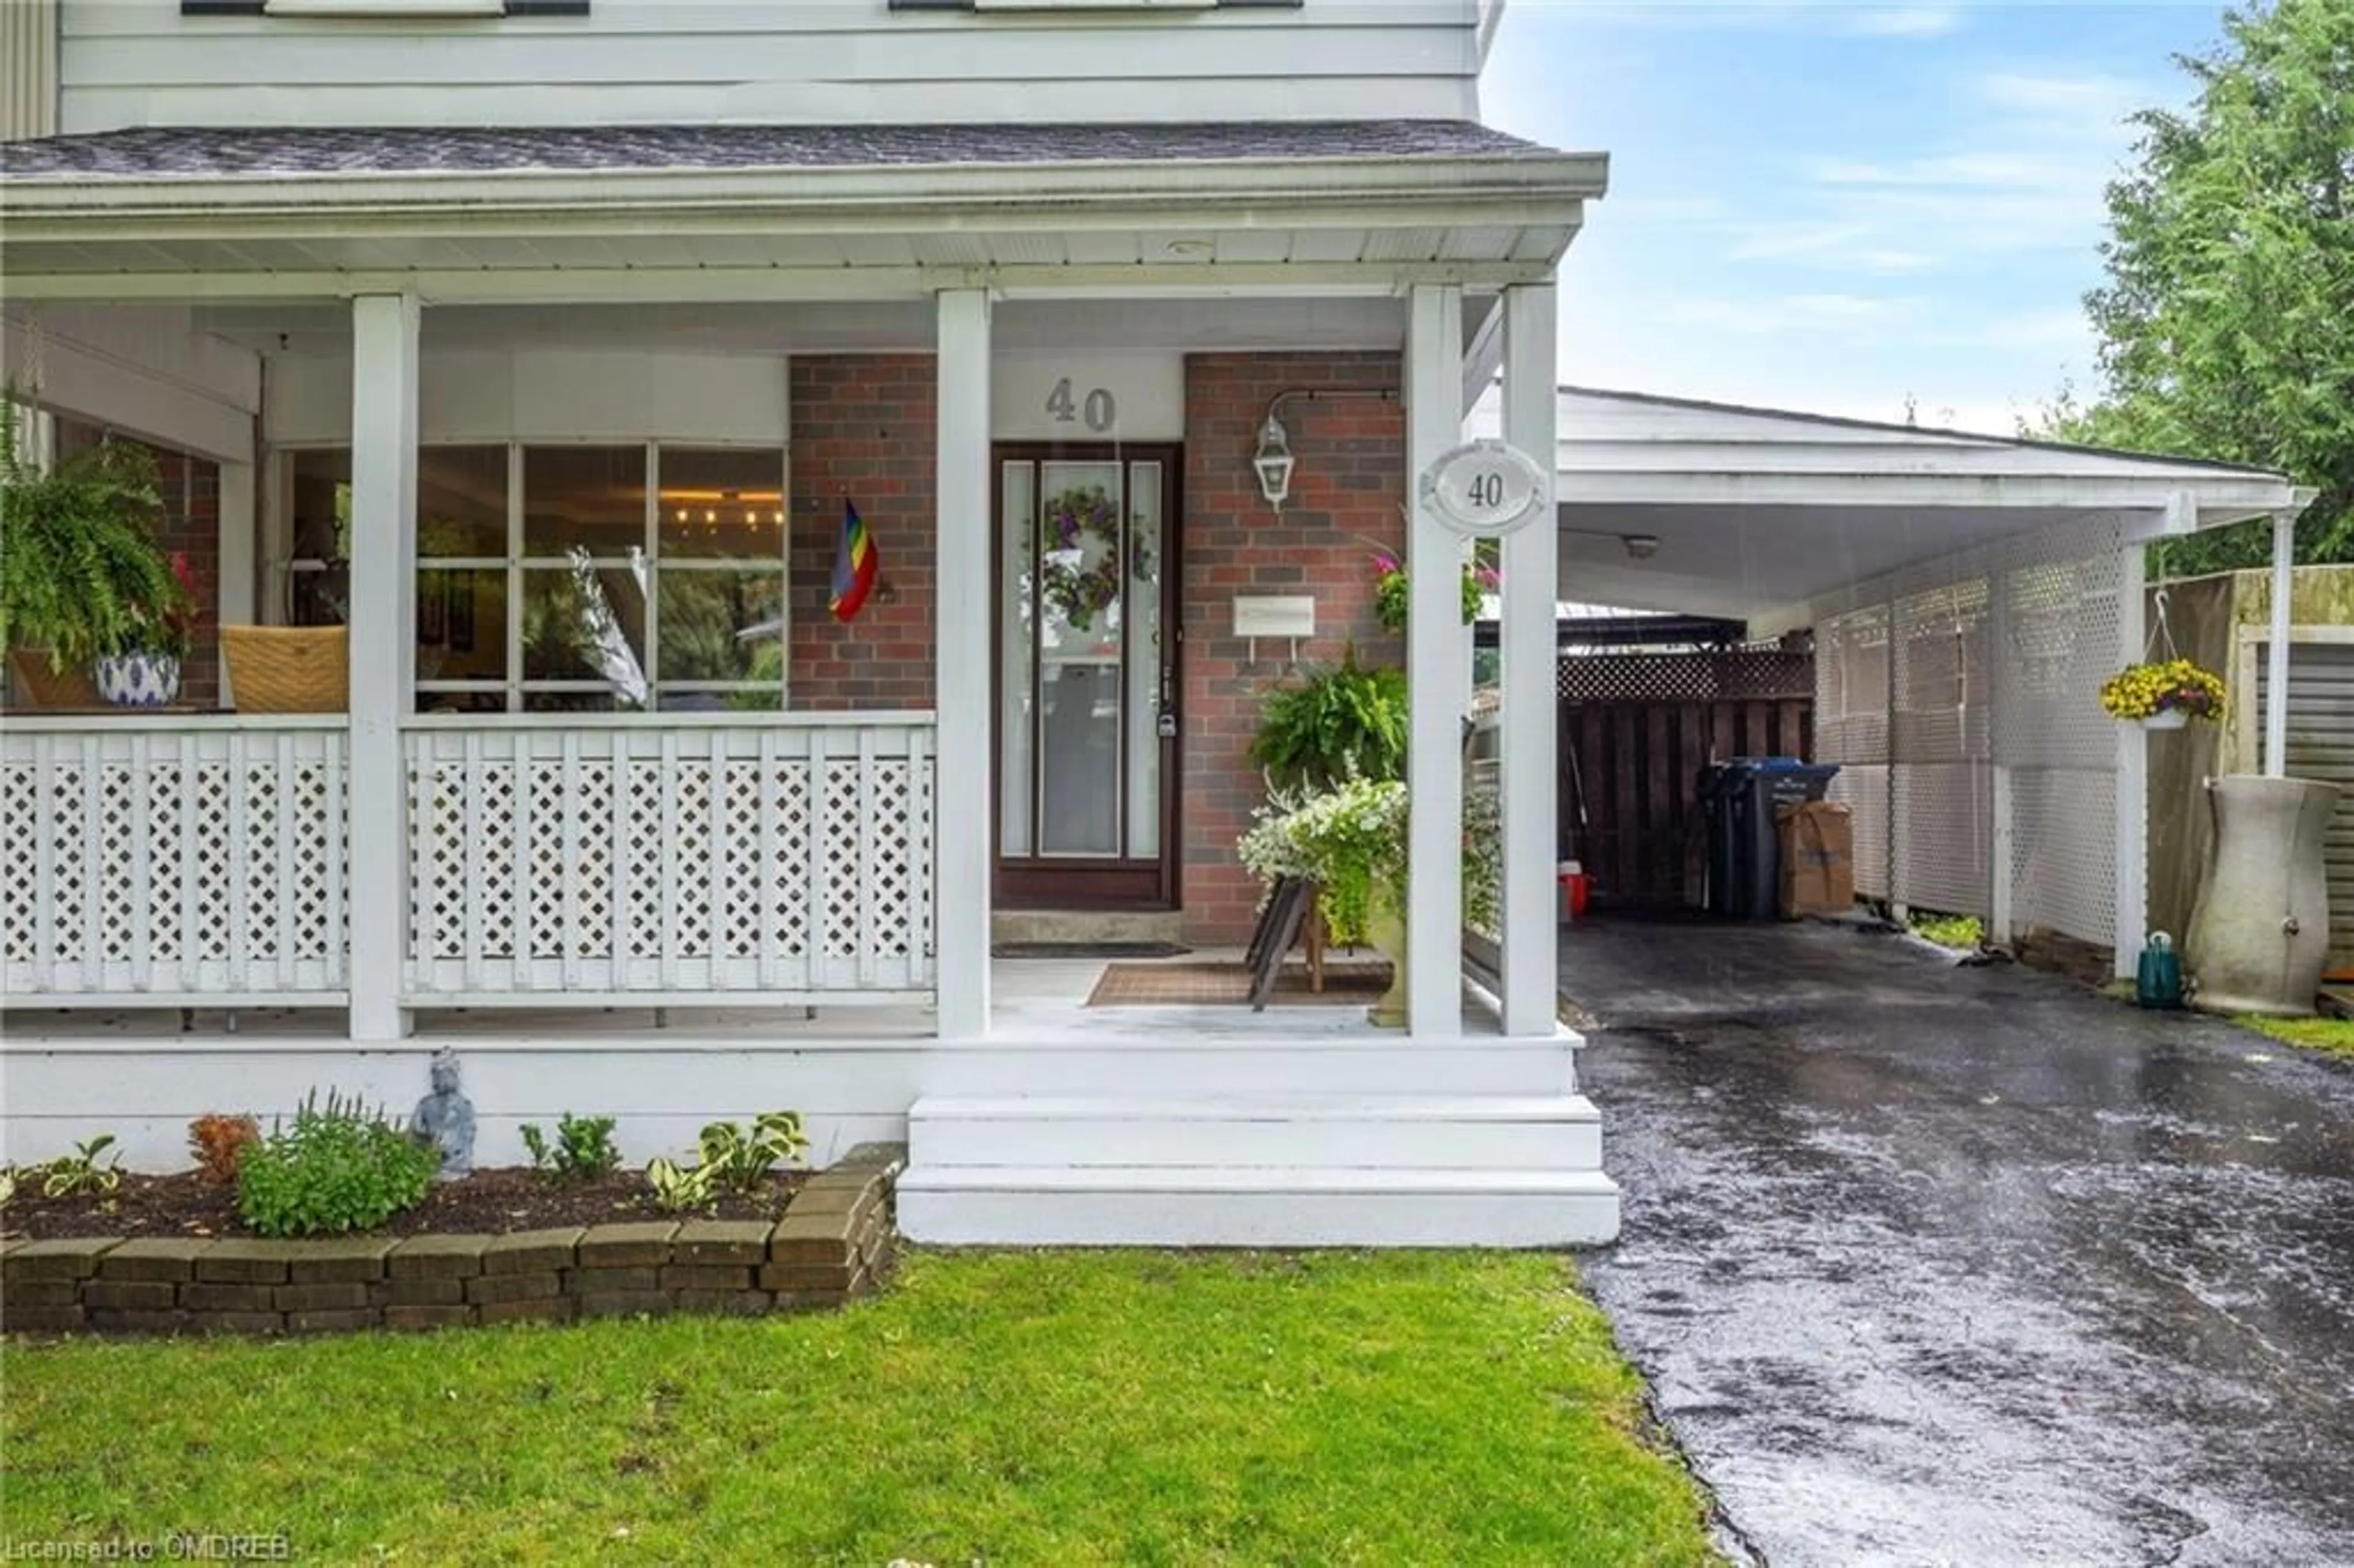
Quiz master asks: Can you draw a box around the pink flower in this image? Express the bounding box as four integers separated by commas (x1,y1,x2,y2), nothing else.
1371,553,1401,577
1474,566,1502,590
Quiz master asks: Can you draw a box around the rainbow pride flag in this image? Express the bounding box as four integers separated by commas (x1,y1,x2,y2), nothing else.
829,498,879,623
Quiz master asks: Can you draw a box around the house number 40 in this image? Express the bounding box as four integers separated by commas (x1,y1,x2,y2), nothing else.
1046,378,1119,433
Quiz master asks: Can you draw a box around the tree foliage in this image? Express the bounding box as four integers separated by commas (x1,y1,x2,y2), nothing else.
2041,0,2354,579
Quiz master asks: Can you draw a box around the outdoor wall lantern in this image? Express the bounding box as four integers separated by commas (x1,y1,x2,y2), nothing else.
1253,416,1297,512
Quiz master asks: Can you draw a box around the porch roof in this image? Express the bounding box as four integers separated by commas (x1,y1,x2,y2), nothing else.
1505,387,2310,636
0,119,1607,302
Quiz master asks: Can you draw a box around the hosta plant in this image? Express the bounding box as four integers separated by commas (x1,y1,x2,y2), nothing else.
642,1111,811,1212
39,1134,123,1200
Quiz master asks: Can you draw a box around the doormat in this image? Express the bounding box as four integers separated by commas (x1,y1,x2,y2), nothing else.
992,941,1192,960
1087,960,1391,1007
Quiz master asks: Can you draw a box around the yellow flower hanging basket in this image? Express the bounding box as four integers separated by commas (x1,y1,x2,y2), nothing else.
2098,658,2225,726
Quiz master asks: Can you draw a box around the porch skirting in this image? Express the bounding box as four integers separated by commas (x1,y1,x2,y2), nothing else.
1,1022,1618,1248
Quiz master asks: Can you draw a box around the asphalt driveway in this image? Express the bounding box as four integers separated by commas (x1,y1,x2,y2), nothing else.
1563,916,2354,1568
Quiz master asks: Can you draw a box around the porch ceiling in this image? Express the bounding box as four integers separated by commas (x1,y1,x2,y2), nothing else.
0,120,1605,303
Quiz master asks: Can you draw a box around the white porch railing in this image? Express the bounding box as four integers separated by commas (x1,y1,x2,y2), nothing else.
402,714,937,1005
1,717,349,1005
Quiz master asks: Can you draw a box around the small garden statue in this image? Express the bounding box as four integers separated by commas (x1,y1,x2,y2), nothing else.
408,1048,476,1181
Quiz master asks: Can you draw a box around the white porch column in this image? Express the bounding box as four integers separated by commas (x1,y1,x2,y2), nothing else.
346,294,420,1041
1498,284,1560,1037
2112,525,2150,976
1406,284,1466,1037
2265,510,2296,777
934,289,993,1038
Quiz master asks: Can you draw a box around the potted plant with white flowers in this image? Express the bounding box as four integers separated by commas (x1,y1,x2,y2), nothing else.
1240,774,1501,1028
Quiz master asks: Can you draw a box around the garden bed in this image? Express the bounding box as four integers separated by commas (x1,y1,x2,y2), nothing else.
0,1145,899,1339
2,1163,806,1242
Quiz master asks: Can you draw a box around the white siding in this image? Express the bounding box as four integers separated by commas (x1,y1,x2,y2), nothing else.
2,0,58,141
59,1,1481,132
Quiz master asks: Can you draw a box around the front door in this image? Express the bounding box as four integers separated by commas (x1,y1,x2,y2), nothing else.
994,445,1181,908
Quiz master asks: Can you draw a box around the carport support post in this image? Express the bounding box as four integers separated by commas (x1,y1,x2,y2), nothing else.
2112,527,2151,978
347,292,420,1043
1406,284,1466,1038
1499,284,1560,1037
2265,510,2295,777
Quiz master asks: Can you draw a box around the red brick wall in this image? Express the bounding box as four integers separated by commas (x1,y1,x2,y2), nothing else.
50,419,223,708
775,349,1408,943
1179,352,1407,945
786,357,937,712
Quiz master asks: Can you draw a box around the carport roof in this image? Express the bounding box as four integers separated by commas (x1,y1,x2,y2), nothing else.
1523,386,2307,634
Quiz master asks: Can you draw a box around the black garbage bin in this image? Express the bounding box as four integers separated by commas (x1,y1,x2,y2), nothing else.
1697,758,1842,919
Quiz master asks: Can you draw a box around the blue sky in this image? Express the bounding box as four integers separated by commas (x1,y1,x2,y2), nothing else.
1481,1,2233,434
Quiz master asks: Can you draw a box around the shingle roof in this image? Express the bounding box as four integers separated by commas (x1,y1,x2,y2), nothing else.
0,120,1556,181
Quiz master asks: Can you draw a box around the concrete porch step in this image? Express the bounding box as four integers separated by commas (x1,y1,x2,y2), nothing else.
991,910,1186,947
910,1094,1604,1171
896,1163,1622,1247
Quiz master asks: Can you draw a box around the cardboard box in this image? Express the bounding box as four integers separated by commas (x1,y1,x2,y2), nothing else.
1777,801,1854,918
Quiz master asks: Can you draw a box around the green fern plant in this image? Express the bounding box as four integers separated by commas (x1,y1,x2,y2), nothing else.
1247,648,1408,789
0,395,180,669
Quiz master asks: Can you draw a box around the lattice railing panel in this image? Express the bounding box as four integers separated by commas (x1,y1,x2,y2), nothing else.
1557,648,1815,704
404,718,935,1002
1,721,350,1002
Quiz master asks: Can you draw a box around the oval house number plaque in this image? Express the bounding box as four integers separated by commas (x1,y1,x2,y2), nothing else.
1417,439,1550,539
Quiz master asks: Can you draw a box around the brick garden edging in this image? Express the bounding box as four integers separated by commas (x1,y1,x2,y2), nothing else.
0,1144,901,1338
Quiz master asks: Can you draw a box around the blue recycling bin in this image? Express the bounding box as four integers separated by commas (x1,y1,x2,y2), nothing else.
1697,758,1843,919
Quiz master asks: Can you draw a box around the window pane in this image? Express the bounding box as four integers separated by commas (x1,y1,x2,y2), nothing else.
660,448,787,561
288,450,352,626
657,570,785,683
417,446,508,557
524,446,646,557
522,563,648,706
522,690,631,715
414,689,506,716
416,568,507,683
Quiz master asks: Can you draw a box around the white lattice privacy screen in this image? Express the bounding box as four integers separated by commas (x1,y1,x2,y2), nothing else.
2,720,351,1002
1815,513,2128,947
404,718,937,1003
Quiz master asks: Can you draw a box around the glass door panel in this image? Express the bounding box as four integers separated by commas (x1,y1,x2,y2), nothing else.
1036,461,1124,857
1000,461,1037,856
1125,462,1164,859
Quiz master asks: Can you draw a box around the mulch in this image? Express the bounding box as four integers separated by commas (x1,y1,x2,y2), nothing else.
1086,959,1391,1007
0,1166,807,1243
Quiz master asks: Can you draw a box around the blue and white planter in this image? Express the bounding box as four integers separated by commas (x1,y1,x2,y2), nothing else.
93,652,183,708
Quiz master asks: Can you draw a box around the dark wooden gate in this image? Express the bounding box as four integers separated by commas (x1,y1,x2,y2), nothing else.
1558,649,1815,910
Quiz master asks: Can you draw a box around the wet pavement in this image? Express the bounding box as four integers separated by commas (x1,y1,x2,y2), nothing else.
1563,916,2354,1568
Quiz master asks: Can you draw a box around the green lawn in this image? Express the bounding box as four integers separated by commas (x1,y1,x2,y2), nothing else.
1,1249,1716,1566
2238,1013,2354,1061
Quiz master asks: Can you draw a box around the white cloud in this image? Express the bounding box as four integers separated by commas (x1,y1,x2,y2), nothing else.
1845,6,1964,38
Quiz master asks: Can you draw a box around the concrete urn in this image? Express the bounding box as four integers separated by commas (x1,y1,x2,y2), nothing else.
2187,774,2341,1016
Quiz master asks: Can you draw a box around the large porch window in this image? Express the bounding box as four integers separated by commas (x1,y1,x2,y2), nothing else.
282,441,790,714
